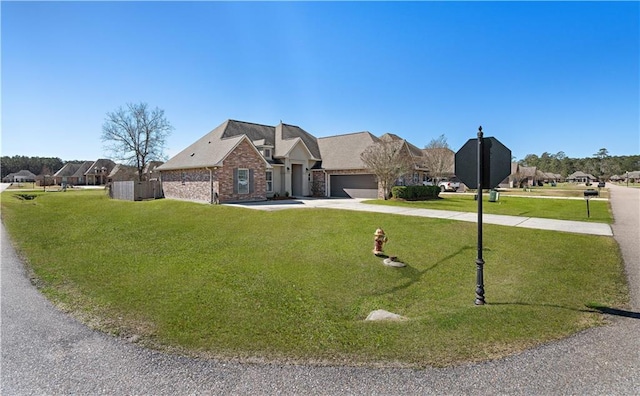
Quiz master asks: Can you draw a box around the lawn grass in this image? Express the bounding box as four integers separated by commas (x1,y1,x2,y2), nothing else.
0,189,629,367
364,193,612,224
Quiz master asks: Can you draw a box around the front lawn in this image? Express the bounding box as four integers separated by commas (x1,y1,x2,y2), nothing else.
0,190,628,367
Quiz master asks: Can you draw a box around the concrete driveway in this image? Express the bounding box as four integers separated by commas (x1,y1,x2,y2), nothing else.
1,185,638,395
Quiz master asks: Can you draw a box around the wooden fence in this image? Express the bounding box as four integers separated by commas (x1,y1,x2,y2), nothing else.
109,181,163,201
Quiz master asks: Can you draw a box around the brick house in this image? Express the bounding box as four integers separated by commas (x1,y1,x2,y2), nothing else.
158,119,429,203
158,120,322,204
51,159,115,186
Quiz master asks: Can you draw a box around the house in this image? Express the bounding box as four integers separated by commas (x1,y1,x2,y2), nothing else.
2,170,37,183
158,120,318,203
624,171,640,183
52,161,92,186
379,133,430,185
567,171,597,184
51,159,115,186
107,164,139,182
512,165,539,187
106,161,164,183
421,147,455,184
85,159,117,185
540,172,563,183
158,119,430,204
143,161,164,181
504,163,563,188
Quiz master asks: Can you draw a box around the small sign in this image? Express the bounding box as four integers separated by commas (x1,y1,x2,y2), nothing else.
455,136,511,189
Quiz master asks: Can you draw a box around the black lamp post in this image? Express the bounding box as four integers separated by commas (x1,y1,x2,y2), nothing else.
475,126,485,305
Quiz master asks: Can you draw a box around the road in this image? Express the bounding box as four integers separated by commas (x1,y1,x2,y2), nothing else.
1,184,638,395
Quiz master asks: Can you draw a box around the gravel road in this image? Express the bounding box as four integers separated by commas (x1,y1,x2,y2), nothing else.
1,184,638,395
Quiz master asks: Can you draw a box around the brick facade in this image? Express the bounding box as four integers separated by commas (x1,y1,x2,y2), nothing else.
218,139,267,202
161,140,267,203
311,170,325,197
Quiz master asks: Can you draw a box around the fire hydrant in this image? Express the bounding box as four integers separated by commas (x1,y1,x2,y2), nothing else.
373,228,388,256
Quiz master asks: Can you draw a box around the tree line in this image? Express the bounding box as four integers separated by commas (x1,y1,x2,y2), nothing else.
518,149,640,179
1,156,69,179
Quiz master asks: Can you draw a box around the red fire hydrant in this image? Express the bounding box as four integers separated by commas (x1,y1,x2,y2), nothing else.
373,228,388,256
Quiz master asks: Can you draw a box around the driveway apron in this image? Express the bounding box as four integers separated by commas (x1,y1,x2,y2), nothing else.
1,186,638,395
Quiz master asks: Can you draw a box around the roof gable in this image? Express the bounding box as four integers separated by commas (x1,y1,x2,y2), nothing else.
317,131,380,170
73,162,94,178
275,123,321,159
157,120,271,171
54,163,82,177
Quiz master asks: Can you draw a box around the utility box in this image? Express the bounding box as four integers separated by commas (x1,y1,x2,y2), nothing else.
489,190,500,202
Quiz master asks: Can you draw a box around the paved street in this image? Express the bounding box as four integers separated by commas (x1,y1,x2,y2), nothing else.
1,184,638,395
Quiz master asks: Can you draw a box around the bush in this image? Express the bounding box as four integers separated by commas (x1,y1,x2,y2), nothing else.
391,185,440,200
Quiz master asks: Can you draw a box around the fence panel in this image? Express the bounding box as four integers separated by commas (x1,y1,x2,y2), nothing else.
111,181,162,201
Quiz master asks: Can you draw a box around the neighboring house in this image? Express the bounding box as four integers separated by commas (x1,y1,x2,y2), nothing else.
106,161,165,183
421,147,455,184
518,165,539,187
505,163,545,188
52,161,92,186
85,159,117,185
625,171,640,183
143,161,164,181
158,119,429,203
540,172,563,183
2,170,37,183
567,171,597,184
108,164,139,182
52,160,115,186
379,133,430,186
610,174,623,182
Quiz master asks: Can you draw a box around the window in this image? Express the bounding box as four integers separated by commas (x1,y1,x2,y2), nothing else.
266,170,273,192
263,148,272,159
181,172,186,185
237,168,249,194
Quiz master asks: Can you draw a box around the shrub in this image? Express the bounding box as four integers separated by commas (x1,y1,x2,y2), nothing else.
391,185,440,200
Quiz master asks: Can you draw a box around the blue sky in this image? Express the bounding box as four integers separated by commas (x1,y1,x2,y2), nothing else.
2,1,639,162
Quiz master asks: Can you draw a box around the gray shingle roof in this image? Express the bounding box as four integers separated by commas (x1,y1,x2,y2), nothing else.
380,133,423,158
54,163,82,177
73,162,94,178
10,170,38,179
317,132,380,170
275,123,321,159
158,120,321,171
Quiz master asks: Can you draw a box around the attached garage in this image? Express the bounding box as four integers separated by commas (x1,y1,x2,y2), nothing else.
329,174,378,198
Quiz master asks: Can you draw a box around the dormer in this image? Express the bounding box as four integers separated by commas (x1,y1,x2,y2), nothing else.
253,139,274,160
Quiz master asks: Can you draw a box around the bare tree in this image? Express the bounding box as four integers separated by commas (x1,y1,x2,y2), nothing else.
102,102,173,181
360,140,414,199
422,134,454,183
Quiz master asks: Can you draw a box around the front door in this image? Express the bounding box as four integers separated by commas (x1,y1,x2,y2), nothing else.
291,164,303,197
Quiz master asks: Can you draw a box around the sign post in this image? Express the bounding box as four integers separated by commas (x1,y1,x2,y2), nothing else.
455,127,511,305
475,128,485,305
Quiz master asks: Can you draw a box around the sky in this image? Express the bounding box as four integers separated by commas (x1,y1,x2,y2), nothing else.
2,1,639,163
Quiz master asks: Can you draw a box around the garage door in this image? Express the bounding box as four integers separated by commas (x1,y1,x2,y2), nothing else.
330,174,378,198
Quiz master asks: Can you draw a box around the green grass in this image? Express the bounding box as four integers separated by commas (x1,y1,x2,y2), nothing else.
0,189,629,367
364,193,612,224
